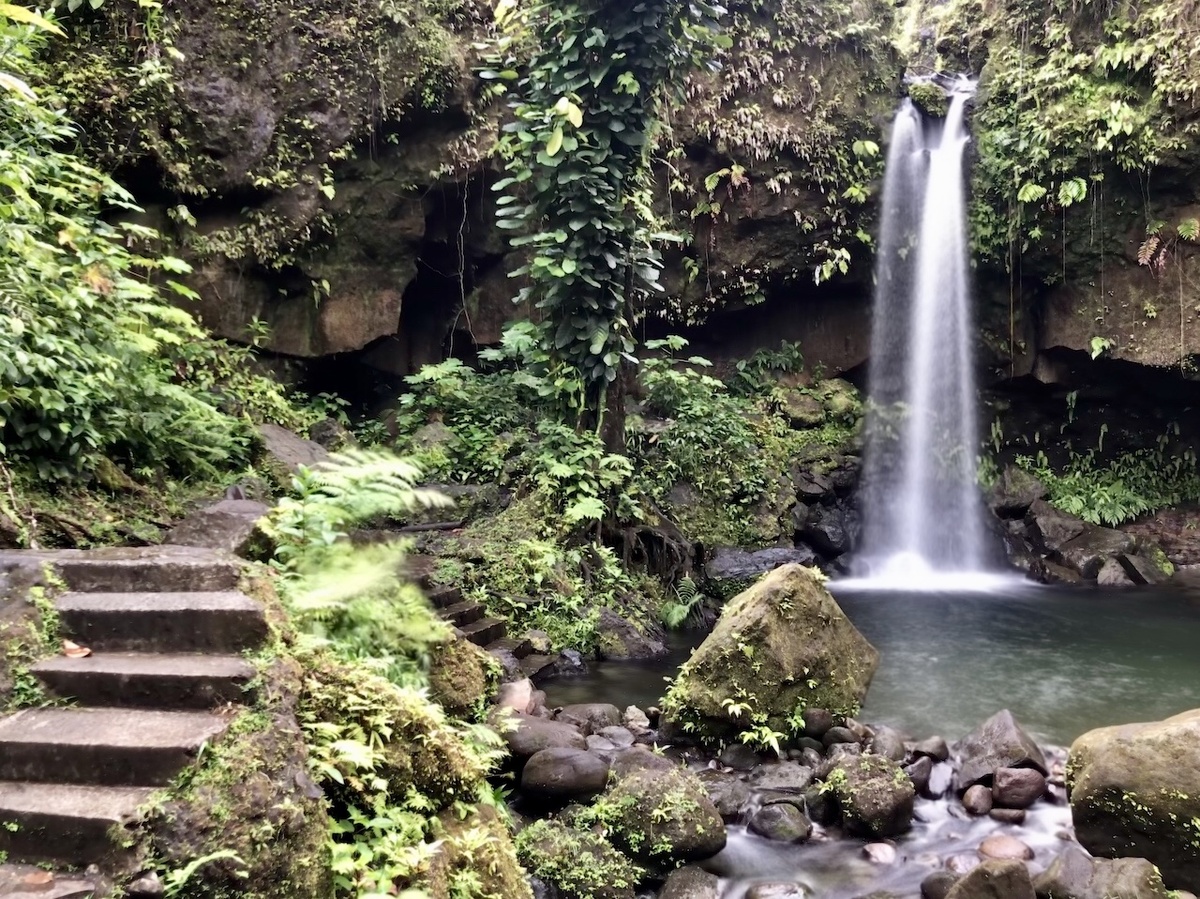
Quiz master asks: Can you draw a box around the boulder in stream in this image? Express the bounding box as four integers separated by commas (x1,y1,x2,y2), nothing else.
599,765,726,867
1069,708,1200,889
954,709,1047,789
702,547,819,600
662,564,878,744
1033,844,1170,899
945,859,1034,899
828,754,915,838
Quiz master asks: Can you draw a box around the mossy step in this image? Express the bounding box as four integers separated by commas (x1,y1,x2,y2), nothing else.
439,600,484,628
0,546,242,593
32,653,256,710
56,592,267,653
0,708,229,787
458,616,505,647
486,636,533,660
0,782,154,869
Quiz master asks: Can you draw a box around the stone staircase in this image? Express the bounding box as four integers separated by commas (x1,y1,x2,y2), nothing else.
405,555,558,681
0,546,267,879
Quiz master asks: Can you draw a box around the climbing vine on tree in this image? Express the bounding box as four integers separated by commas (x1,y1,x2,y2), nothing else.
487,0,723,446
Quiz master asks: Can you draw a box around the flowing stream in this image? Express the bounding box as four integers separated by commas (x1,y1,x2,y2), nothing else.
857,87,992,585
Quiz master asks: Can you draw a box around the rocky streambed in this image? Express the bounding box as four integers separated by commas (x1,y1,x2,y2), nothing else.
502,565,1200,898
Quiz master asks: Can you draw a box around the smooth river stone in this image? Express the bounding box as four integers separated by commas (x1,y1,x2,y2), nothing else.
992,766,1046,809
962,784,993,816
979,833,1035,861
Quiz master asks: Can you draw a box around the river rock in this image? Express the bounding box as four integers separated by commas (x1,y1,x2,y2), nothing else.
913,736,951,762
904,756,933,796
803,782,838,825
989,808,1026,825
748,761,815,793
800,505,849,557
719,742,761,770
555,703,622,735
946,860,1035,899
746,884,810,899
1056,527,1136,579
955,710,1047,789
1033,844,1171,899
663,565,877,743
1097,557,1136,587
823,725,859,748
258,423,330,473
864,842,897,864
802,708,835,739
962,784,993,816
597,726,635,749
978,834,1034,861
659,866,720,899
702,547,820,599
992,767,1046,809
831,754,916,838
1118,552,1172,586
1025,500,1087,553
496,679,535,715
781,390,826,428
611,746,676,778
502,714,586,759
601,766,726,866
624,706,652,731
696,769,751,821
1069,708,1200,889
748,801,813,842
921,871,960,899
596,607,667,660
520,748,609,801
988,467,1049,518
869,725,908,762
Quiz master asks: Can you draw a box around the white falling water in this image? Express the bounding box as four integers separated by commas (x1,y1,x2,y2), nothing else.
853,85,1001,589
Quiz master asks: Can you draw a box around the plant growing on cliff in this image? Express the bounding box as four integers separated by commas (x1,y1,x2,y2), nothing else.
0,5,253,479
487,0,723,449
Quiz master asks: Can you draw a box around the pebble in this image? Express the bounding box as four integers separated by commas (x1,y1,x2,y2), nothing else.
945,853,980,874
746,883,809,899
978,833,1034,861
863,842,897,864
962,784,993,816
989,807,1027,825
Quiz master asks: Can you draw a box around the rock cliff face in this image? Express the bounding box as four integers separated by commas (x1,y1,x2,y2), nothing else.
53,0,1200,399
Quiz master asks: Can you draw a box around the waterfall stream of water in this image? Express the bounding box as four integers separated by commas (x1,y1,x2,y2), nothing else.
854,86,1000,587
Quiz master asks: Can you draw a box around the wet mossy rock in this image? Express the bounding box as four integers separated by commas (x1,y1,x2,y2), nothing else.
597,766,726,868
427,632,500,720
1068,708,1200,890
514,818,643,899
141,658,332,899
830,754,916,838
426,805,532,899
662,564,878,743
906,80,950,118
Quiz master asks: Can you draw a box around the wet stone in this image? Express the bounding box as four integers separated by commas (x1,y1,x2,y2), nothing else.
904,756,933,796
748,802,813,843
695,769,750,822
921,871,960,899
988,808,1026,825
720,743,761,771
963,784,993,816
824,725,858,747
912,736,951,762
746,884,810,899
978,834,1034,861
992,766,1046,809
870,725,908,762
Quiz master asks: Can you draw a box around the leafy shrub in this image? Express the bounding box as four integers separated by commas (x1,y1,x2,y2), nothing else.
1017,444,1200,526
0,11,250,478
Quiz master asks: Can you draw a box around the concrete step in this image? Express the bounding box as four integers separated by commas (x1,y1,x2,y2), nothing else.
486,635,533,660
426,584,463,609
56,592,267,653
440,600,484,628
32,653,256,709
0,782,153,868
458,616,505,647
9,546,242,593
0,708,228,787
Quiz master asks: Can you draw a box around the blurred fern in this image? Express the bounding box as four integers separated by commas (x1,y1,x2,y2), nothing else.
660,575,706,630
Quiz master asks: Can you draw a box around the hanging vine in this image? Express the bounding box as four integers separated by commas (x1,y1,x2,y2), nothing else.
486,0,724,445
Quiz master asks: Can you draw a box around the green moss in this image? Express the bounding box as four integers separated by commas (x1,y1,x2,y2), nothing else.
427,633,501,721
515,819,642,899
906,80,949,117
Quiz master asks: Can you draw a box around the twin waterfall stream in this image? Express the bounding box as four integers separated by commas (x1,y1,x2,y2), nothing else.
855,86,994,587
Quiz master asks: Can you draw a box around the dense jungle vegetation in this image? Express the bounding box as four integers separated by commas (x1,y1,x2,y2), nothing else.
2,0,1200,895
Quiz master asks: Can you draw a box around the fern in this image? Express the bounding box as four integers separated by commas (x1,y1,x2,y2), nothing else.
263,448,452,567
660,575,705,630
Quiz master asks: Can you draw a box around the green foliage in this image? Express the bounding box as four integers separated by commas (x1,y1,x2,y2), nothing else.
659,575,705,629
486,0,721,422
964,0,1200,267
514,819,642,899
0,9,250,479
1016,443,1200,527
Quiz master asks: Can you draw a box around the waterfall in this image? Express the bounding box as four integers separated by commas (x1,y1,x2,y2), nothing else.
856,86,993,584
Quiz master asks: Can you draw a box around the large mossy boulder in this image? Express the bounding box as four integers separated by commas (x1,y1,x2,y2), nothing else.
514,819,642,899
1033,844,1170,899
662,564,878,744
829,754,915,838
1068,709,1200,889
